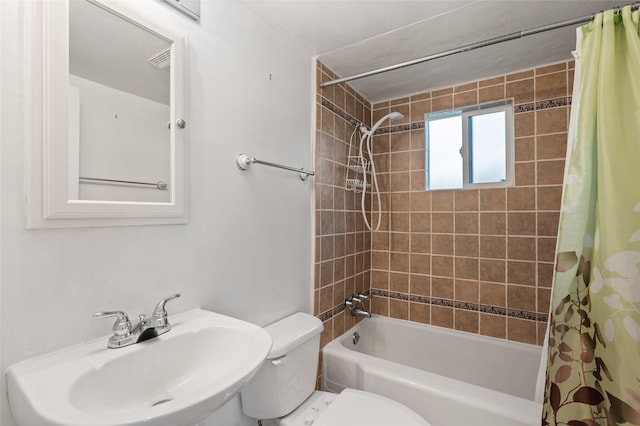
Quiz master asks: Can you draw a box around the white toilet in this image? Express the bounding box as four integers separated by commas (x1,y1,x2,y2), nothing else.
240,312,431,426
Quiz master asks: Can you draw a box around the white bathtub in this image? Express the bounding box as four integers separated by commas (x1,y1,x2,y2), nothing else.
322,315,542,426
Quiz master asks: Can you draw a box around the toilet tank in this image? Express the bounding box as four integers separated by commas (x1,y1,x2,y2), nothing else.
240,312,324,420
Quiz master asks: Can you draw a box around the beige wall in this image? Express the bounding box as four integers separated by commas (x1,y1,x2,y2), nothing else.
314,60,572,351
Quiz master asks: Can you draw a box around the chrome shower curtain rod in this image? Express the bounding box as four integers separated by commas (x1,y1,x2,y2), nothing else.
320,2,640,88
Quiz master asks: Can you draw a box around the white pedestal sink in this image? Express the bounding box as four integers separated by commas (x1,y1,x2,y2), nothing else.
6,309,272,425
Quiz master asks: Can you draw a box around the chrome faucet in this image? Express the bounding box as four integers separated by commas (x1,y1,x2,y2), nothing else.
94,293,181,348
345,293,371,318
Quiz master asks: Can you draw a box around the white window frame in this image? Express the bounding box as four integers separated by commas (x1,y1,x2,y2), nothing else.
426,100,514,191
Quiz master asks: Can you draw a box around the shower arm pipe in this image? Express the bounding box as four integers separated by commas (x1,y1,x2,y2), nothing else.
320,2,640,88
236,153,315,181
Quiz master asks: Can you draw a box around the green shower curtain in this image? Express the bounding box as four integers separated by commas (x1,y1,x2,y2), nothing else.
542,6,640,426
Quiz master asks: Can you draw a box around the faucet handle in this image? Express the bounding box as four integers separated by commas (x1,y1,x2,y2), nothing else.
152,293,181,316
351,293,369,304
94,311,131,338
356,293,369,301
150,293,181,327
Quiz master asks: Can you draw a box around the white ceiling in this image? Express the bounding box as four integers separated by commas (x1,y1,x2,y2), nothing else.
243,0,632,103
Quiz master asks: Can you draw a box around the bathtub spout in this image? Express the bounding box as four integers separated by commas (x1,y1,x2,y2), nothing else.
350,308,371,318
345,295,371,318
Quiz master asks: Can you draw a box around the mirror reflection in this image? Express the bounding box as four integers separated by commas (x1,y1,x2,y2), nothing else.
69,0,171,202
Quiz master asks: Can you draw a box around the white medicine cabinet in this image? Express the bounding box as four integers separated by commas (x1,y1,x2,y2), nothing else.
25,0,188,228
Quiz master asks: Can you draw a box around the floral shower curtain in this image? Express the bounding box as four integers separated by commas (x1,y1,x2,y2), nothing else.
542,6,640,426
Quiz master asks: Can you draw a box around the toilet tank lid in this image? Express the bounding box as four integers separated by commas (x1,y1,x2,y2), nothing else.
265,312,324,359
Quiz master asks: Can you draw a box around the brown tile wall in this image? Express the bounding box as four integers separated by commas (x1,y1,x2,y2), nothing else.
369,61,573,346
314,60,571,360
314,62,372,381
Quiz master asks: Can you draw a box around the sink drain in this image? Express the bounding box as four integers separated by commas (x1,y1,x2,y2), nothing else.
151,398,172,407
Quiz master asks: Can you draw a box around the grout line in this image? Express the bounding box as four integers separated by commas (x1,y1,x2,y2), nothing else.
315,62,570,342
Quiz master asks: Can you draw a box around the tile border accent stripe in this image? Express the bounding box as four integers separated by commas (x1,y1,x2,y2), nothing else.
321,95,572,137
318,287,548,323
370,288,548,323
321,98,361,127
514,96,572,113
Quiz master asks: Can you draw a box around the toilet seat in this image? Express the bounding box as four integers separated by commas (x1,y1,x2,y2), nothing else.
273,389,430,426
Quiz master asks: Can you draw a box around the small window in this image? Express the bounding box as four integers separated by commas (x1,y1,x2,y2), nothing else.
425,101,514,191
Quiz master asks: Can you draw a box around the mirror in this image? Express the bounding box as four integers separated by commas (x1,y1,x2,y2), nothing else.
26,0,187,228
70,0,171,203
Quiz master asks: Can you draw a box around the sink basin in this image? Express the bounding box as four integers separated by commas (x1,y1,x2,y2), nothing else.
7,309,272,425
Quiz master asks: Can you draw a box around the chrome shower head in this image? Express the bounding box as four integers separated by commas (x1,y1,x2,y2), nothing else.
365,111,404,136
